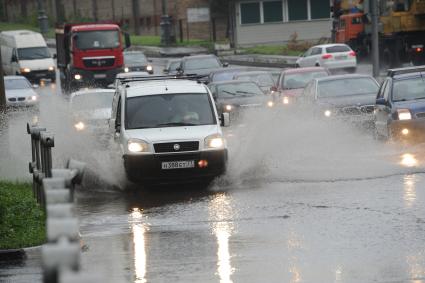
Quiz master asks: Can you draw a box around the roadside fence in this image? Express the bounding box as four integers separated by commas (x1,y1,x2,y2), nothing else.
26,123,105,283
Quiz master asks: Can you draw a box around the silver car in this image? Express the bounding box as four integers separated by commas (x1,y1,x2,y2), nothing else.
4,75,39,107
296,44,357,73
70,88,115,133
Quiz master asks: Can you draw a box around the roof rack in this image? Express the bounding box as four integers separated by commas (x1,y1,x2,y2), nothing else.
119,74,209,84
387,65,425,77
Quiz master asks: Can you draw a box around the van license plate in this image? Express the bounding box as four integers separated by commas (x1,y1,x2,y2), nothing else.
162,160,195,170
94,74,107,79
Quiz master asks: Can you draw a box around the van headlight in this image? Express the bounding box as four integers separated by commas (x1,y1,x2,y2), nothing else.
124,67,129,73
267,101,274,107
397,109,412,120
324,110,332,117
146,65,153,72
225,105,233,111
20,67,31,73
48,66,55,71
74,121,85,131
128,138,149,153
205,134,224,149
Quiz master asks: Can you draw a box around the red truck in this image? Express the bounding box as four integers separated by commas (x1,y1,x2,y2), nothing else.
56,23,130,91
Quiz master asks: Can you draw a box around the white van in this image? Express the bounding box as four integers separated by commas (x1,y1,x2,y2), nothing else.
110,77,230,184
0,30,56,82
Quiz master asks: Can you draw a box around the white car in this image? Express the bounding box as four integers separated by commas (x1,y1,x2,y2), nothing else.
4,75,39,107
110,77,230,184
296,44,357,72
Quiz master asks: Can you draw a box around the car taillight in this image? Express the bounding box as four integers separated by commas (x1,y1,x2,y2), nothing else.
322,54,332,59
349,51,356,56
416,47,423,52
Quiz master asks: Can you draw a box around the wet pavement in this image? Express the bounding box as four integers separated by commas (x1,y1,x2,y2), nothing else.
1,62,425,282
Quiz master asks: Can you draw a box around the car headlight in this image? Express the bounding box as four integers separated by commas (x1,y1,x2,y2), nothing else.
124,67,129,73
146,65,153,72
74,121,85,131
205,134,224,149
267,101,274,107
282,96,289,105
397,109,412,120
20,67,31,73
48,66,55,71
225,105,233,111
31,95,37,101
324,110,332,117
74,74,82,80
128,138,149,153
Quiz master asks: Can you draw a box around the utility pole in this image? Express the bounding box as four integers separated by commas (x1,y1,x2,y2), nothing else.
0,49,6,111
371,0,379,78
55,0,65,25
160,0,171,46
37,0,49,35
132,0,141,35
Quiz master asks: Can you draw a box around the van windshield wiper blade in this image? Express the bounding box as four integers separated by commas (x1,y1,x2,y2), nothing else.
156,122,197,127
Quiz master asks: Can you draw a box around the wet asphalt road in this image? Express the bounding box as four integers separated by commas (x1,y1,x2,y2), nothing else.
1,62,425,283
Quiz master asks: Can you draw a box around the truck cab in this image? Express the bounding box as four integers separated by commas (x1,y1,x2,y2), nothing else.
56,23,130,91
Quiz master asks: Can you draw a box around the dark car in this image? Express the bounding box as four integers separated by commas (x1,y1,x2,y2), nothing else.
233,71,276,94
163,59,181,75
208,80,274,120
301,74,380,125
178,54,228,76
207,67,252,84
375,66,425,140
124,51,153,74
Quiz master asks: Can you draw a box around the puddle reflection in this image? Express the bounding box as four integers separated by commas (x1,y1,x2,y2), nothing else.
130,208,149,283
406,253,425,282
208,193,235,283
403,175,417,207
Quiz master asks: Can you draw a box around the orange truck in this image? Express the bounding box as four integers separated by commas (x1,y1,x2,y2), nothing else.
333,0,425,67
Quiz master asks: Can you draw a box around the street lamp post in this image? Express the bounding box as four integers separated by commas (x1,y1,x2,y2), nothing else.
371,0,380,78
37,0,49,35
0,49,6,110
160,0,171,46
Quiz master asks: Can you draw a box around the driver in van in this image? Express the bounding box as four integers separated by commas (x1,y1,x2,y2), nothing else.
171,101,200,124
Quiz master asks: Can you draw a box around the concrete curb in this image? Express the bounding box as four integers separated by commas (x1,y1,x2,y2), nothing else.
0,245,43,261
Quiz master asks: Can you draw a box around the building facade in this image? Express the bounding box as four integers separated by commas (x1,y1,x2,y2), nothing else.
3,0,228,41
233,0,332,46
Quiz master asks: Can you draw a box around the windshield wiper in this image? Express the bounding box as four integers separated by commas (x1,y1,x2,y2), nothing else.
222,90,236,96
156,122,197,127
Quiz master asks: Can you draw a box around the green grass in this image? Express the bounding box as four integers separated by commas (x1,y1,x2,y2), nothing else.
0,21,55,37
130,34,213,48
0,181,45,249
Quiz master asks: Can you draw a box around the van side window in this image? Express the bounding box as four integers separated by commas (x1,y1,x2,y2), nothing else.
115,96,121,129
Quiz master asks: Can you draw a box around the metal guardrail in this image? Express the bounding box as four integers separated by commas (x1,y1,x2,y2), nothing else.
26,123,105,283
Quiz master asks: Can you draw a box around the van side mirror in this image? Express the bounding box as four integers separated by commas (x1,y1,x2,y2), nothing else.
223,62,229,67
115,124,121,133
124,33,131,49
163,69,169,74
220,113,230,127
53,54,57,59
376,98,387,105
11,55,17,62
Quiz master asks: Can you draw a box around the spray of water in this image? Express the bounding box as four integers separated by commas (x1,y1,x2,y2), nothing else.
223,105,425,186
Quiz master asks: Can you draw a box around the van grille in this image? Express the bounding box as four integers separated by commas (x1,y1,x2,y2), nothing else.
154,141,199,153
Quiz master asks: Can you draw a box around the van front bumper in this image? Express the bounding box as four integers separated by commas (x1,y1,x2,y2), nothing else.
124,149,228,184
22,69,56,82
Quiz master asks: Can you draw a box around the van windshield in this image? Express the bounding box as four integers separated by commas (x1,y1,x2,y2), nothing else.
74,30,120,50
18,47,51,60
126,93,216,129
